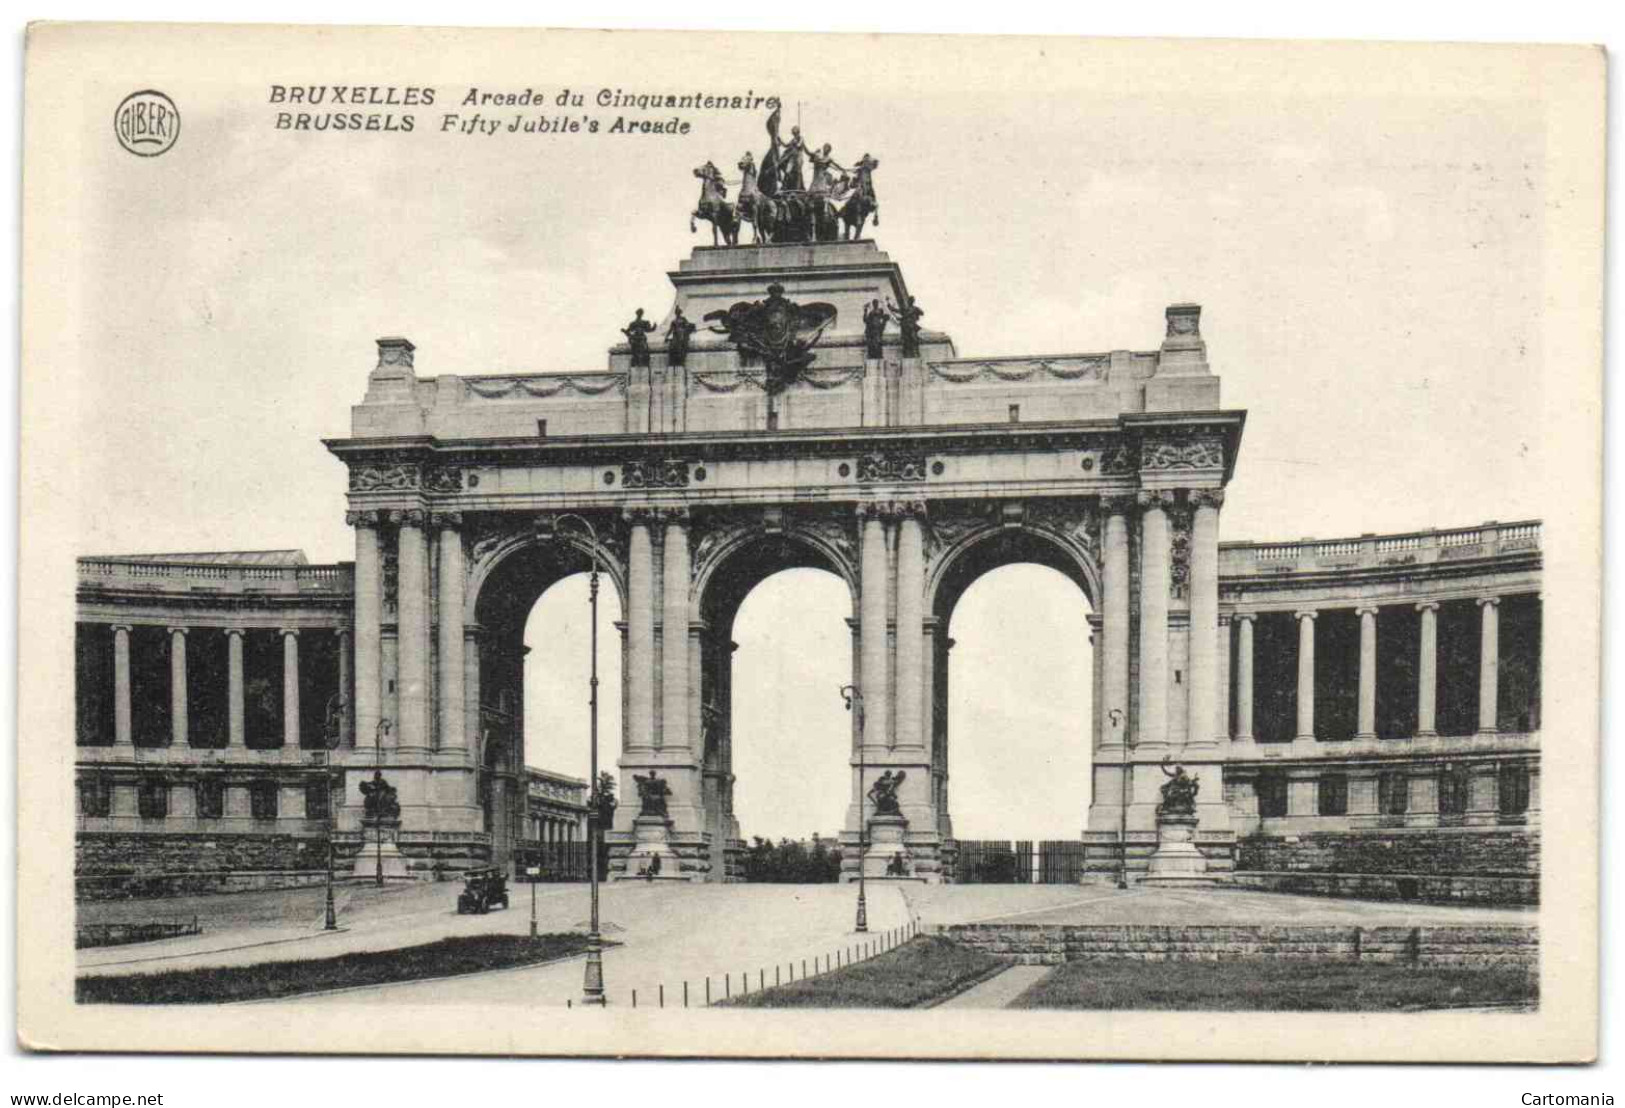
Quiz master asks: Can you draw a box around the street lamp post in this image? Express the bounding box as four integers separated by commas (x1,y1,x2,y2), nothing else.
840,685,868,934
316,693,346,930
374,717,392,887
551,513,607,1008
1110,708,1129,890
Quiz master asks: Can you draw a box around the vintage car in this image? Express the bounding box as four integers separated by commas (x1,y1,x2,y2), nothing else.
456,867,510,915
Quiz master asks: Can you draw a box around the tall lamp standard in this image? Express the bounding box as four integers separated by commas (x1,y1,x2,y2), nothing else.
550,513,607,1008
839,684,868,934
374,717,392,887
1110,708,1129,890
314,693,346,930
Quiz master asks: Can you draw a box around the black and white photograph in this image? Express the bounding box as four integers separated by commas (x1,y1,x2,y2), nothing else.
14,21,1604,1066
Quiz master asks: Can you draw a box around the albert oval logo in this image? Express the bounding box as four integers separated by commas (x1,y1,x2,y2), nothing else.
114,90,180,157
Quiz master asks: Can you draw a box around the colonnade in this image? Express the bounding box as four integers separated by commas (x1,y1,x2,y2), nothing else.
1228,595,1513,742
88,623,349,748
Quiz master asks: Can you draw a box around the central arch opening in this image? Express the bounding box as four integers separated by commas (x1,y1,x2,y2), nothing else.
699,531,855,880
932,526,1097,881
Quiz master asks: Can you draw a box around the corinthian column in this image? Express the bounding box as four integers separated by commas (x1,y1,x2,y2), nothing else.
1137,491,1173,748
281,629,300,748
436,513,467,752
1234,613,1255,741
1101,497,1132,749
168,627,189,747
1187,489,1222,747
661,508,691,751
625,510,655,750
112,624,133,747
348,510,383,751
858,502,891,750
894,501,926,751
396,508,430,751
1416,601,1439,736
1478,596,1500,734
1356,606,1378,739
1295,610,1317,740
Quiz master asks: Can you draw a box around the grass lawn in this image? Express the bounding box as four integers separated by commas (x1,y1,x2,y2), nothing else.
1009,959,1538,1012
719,936,1003,1009
77,933,592,1005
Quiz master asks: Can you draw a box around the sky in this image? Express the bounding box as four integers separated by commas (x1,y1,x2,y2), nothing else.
65,30,1551,841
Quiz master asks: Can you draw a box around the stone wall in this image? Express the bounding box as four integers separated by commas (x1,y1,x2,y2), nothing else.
1232,829,1538,905
76,832,328,900
945,923,1538,968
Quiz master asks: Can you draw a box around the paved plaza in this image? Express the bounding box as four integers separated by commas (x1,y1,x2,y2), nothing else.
77,880,1534,1008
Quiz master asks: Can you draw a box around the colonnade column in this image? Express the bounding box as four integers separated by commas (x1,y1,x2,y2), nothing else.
112,624,133,747
1295,611,1317,740
857,502,890,749
1416,602,1439,736
661,508,691,752
1233,613,1255,741
349,510,383,750
1477,596,1500,734
894,501,926,751
281,629,300,748
1356,606,1378,739
168,627,189,747
225,629,246,747
437,512,466,753
1101,498,1132,748
464,624,483,764
1187,489,1222,748
626,510,655,749
1136,491,1172,749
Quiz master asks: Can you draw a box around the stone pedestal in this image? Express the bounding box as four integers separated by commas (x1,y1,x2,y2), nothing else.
859,814,924,881
617,814,688,882
1140,813,1228,887
351,819,411,881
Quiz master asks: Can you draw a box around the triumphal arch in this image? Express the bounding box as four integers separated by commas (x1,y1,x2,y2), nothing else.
327,223,1243,881
76,113,1540,897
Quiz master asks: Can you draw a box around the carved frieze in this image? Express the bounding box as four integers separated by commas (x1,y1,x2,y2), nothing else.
422,465,463,494
1101,443,1138,475
623,458,691,489
856,452,927,483
1141,437,1224,471
349,463,420,492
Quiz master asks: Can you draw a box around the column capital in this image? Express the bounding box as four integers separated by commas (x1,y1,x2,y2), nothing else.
1355,605,1380,618
855,500,893,521
1101,493,1138,517
623,506,661,525
1477,595,1502,608
1231,610,1257,624
889,497,929,520
1189,488,1226,510
166,625,190,637
279,627,301,639
397,507,429,529
345,508,387,529
655,505,691,525
1415,600,1441,613
110,622,134,634
224,626,246,639
431,510,464,530
335,626,352,640
1294,609,1318,621
1137,489,1177,512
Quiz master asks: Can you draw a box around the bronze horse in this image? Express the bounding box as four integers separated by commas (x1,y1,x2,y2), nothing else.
691,162,741,247
839,157,879,241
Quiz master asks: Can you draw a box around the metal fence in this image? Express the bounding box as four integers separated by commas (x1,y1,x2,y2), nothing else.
951,840,1085,884
513,841,607,882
